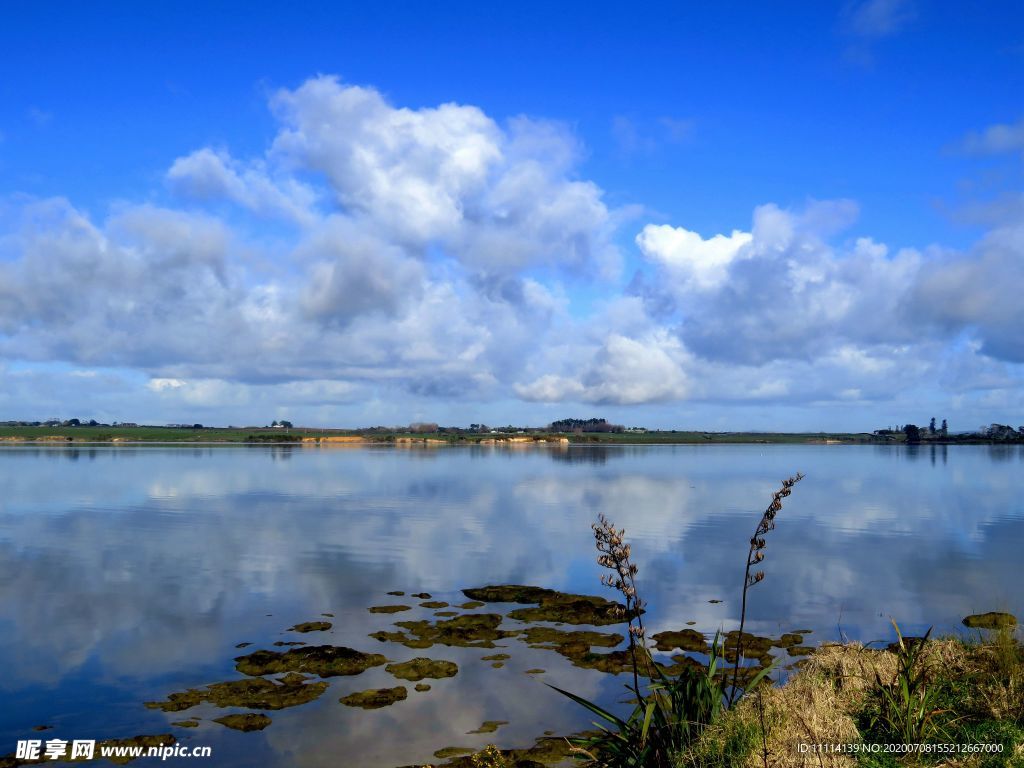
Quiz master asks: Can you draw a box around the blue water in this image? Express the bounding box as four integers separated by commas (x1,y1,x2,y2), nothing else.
0,443,1021,766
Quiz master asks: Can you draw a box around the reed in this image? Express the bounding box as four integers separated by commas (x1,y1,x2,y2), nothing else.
550,473,804,767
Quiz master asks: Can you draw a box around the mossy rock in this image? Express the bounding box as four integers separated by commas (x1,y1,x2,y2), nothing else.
273,641,306,646
525,668,545,674
459,601,485,609
414,683,431,692
170,720,199,728
467,720,508,734
146,676,328,712
420,601,449,609
371,614,517,649
963,612,1018,629
463,584,631,626
214,714,271,732
786,645,815,657
434,611,458,617
289,621,331,633
386,657,458,681
433,746,475,759
651,629,708,653
723,631,774,664
235,645,386,677
387,591,405,596
773,633,805,649
339,686,408,709
412,592,432,599
481,653,510,661
369,605,412,614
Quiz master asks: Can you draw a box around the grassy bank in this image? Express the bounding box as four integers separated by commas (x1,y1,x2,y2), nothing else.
679,630,1024,767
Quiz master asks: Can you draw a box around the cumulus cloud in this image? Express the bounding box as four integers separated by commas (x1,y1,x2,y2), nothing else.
526,333,689,405
1,75,1023,422
962,116,1024,157
167,147,319,225
268,77,618,275
913,223,1024,362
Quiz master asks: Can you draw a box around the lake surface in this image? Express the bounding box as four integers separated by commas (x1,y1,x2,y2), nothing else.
1,443,1022,766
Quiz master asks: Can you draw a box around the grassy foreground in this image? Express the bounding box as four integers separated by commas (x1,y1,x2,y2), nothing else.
437,631,1024,768
678,632,1024,768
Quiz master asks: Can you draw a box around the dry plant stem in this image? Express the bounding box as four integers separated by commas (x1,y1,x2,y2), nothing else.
594,514,648,703
728,473,804,707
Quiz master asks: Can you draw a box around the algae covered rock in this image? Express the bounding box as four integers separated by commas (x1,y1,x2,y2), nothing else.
963,612,1017,629
288,621,332,633
339,686,408,709
651,629,708,653
385,657,459,681
370,613,517,649
467,720,508,734
214,713,271,732
462,584,631,626
235,645,386,677
369,604,412,614
146,676,328,712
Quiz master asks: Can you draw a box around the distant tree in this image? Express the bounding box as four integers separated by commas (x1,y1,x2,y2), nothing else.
193,423,203,429
280,420,293,429
271,420,279,427
929,417,936,435
904,424,921,443
941,419,948,436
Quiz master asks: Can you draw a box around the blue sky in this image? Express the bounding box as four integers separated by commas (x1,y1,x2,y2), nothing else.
1,1,1023,430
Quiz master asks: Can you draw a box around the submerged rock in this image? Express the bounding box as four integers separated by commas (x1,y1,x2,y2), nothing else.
289,621,332,633
462,584,632,626
481,653,510,661
385,657,459,681
370,613,517,649
774,633,805,649
459,601,485,609
651,629,708,653
722,631,774,664
146,676,329,712
214,713,271,732
963,612,1018,629
467,720,508,734
170,720,199,728
235,645,386,677
433,747,475,759
339,686,408,709
369,605,412,614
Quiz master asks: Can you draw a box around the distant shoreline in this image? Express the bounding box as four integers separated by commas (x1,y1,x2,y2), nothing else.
0,426,1018,446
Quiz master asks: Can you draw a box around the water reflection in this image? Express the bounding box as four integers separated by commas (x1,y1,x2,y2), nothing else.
0,444,1020,766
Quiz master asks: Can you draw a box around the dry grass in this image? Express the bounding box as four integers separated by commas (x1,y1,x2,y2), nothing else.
676,640,995,768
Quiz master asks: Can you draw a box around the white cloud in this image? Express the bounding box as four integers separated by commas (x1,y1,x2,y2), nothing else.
167,147,319,225
636,224,752,290
962,116,1024,156
844,0,915,39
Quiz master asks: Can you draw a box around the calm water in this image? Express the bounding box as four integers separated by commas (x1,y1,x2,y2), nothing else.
1,443,1022,766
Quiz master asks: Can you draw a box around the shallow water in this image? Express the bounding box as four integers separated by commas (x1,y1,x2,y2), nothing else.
0,443,1021,766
